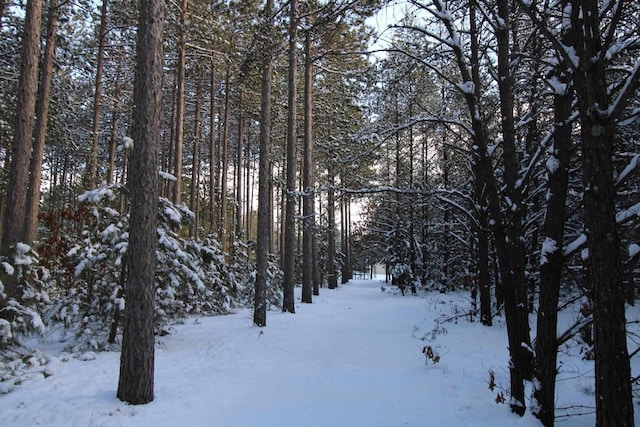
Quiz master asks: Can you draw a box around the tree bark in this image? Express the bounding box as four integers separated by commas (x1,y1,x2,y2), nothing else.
172,0,188,205
532,9,573,424
254,0,274,327
1,0,42,256
301,30,314,304
189,75,202,239
88,0,109,188
209,59,217,230
282,0,298,313
107,64,122,185
495,0,534,413
327,160,337,289
219,65,231,248
24,0,60,244
116,0,163,405
235,92,244,240
571,5,633,426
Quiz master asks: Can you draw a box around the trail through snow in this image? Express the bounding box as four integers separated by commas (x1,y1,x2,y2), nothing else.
0,278,624,426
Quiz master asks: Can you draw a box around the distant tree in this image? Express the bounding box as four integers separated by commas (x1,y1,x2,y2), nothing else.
117,0,163,405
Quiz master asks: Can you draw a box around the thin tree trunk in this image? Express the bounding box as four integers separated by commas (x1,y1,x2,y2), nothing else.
24,0,59,244
235,92,244,240
209,59,217,230
107,64,122,185
494,0,534,398
88,0,109,188
301,30,314,304
254,0,274,327
172,0,188,205
327,160,337,289
245,123,252,241
116,0,163,405
219,65,231,248
282,0,298,313
190,75,203,239
532,11,573,424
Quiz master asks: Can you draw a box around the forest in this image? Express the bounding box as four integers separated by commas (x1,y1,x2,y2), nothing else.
0,0,639,426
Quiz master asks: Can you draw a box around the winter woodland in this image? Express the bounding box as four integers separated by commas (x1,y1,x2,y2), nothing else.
0,0,639,426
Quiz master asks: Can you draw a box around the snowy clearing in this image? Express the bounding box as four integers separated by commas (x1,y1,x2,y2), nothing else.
1,278,638,426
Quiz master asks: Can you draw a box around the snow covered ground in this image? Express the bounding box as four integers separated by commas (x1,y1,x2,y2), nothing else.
1,278,638,426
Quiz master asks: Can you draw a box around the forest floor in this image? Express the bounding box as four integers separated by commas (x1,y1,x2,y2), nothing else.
1,277,639,426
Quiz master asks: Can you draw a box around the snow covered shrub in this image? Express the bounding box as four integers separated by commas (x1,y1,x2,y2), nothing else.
155,199,232,319
0,243,50,344
56,184,127,350
227,241,283,311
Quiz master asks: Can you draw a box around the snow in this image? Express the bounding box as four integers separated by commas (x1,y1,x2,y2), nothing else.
1,279,635,426
616,153,640,185
457,81,475,94
159,170,177,182
546,76,567,96
629,243,640,258
540,237,558,265
545,156,560,174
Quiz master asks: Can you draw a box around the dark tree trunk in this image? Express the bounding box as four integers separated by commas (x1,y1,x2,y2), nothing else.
282,0,298,313
116,0,163,405
532,18,573,426
254,0,274,327
570,2,634,425
1,0,42,256
25,0,60,244
436,0,532,415
301,30,314,304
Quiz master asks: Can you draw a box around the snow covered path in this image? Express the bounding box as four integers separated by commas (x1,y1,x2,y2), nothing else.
1,279,597,426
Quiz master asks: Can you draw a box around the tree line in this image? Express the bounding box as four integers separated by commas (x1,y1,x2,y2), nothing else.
355,0,639,425
1,0,640,425
0,0,378,405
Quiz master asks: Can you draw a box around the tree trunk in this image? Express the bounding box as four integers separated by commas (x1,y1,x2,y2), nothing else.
570,2,634,425
209,59,217,230
532,18,572,426
172,0,188,205
219,65,231,248
189,76,202,239
1,0,42,256
254,0,274,327
327,161,337,289
24,0,60,244
235,93,244,240
107,64,122,185
116,0,163,405
495,1,534,413
87,0,109,188
301,30,314,304
282,0,298,313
